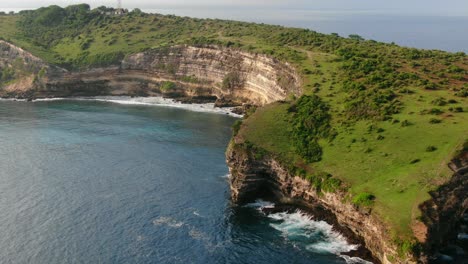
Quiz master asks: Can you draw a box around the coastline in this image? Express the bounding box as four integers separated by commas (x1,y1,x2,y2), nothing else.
0,96,244,118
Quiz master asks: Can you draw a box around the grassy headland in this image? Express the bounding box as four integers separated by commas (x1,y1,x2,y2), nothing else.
0,4,467,252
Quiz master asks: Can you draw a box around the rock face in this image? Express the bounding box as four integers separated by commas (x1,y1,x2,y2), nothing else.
419,152,468,263
0,40,51,72
0,43,301,105
226,142,398,263
121,46,301,105
0,40,64,97
226,140,468,264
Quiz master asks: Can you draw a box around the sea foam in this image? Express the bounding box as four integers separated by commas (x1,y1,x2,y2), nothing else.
33,96,243,117
244,200,365,259
244,199,276,211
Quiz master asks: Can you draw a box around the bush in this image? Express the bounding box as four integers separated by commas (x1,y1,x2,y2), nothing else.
455,87,468,97
232,120,242,136
429,118,442,124
352,192,375,207
160,81,176,92
289,95,332,162
431,97,447,106
401,120,412,127
426,146,437,152
421,108,444,115
304,171,342,193
222,72,244,90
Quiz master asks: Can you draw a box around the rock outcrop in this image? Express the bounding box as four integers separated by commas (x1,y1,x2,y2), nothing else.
0,40,64,97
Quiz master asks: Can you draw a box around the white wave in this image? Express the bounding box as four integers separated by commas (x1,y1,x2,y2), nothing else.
220,173,231,179
30,97,65,102
33,96,243,117
340,255,374,264
268,210,359,255
152,216,184,228
0,98,27,102
244,199,276,211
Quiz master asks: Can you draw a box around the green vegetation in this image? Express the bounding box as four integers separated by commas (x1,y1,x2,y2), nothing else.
289,95,332,162
160,81,176,92
352,192,376,207
0,4,467,245
0,66,15,84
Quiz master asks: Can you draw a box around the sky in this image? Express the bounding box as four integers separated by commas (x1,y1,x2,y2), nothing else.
0,0,467,16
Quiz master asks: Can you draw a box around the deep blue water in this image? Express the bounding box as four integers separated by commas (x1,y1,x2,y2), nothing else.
0,100,361,264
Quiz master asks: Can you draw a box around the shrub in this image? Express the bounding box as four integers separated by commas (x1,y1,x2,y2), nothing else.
431,97,447,106
289,95,331,162
429,118,442,124
421,108,444,115
160,81,176,92
232,120,242,136
80,38,93,50
426,146,437,152
455,107,464,112
304,171,342,193
410,159,421,164
401,120,412,127
222,72,244,90
352,192,375,207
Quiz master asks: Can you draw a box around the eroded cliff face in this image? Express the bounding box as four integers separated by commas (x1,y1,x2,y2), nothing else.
0,43,301,105
227,139,468,264
226,141,400,264
121,46,301,105
0,40,64,96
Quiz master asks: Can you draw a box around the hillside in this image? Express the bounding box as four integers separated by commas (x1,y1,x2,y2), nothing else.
0,4,467,262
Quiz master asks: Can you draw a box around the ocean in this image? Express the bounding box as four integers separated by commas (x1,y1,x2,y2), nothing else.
0,99,366,264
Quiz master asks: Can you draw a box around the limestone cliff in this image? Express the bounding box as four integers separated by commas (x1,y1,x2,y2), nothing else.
121,45,301,105
0,43,301,105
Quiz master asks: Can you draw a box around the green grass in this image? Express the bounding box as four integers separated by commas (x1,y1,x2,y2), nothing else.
239,103,297,161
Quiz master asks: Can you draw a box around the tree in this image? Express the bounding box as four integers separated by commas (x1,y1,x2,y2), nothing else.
349,34,364,41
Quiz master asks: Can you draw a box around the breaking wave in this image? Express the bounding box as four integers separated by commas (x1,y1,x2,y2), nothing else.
245,200,372,263
33,96,243,117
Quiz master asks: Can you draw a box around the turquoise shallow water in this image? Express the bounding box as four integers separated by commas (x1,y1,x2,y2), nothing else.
0,100,362,264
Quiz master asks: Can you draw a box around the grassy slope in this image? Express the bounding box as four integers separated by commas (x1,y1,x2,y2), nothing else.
241,46,467,238
1,9,467,244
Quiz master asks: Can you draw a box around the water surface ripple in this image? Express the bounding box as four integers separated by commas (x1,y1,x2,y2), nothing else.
0,100,359,264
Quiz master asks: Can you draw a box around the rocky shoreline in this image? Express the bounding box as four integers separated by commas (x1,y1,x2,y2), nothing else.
226,139,468,264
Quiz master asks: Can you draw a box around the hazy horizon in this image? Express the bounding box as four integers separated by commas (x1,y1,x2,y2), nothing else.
0,0,467,16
